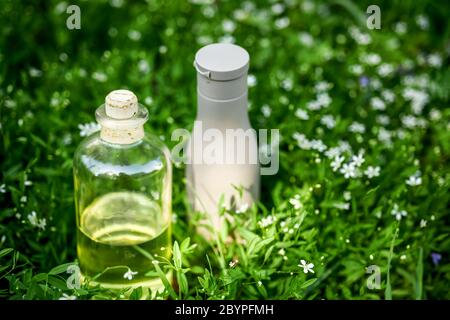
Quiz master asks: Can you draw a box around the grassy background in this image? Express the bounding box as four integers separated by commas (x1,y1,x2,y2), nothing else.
0,0,449,299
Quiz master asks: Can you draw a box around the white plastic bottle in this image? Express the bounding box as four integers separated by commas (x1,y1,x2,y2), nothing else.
186,43,260,234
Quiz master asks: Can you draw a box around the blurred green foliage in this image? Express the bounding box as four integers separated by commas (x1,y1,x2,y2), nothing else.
0,0,449,299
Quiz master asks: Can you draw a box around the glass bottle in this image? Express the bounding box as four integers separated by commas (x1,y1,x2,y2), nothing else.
73,89,172,294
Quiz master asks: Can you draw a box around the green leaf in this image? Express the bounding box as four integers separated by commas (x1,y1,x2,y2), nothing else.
300,278,318,289
177,272,188,297
0,248,14,258
173,241,182,270
49,263,76,275
415,247,423,300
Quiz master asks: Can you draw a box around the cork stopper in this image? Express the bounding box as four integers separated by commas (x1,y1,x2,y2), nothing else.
105,89,138,119
96,89,148,144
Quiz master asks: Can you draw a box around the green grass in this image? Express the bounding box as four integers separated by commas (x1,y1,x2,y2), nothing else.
0,0,449,300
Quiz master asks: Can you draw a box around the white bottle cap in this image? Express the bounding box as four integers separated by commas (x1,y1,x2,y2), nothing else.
105,89,138,119
194,43,249,100
194,43,249,81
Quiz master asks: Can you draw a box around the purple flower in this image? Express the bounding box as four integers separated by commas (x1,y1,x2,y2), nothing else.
431,253,442,266
359,76,370,88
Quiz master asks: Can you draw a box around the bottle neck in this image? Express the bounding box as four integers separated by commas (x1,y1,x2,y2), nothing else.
197,90,248,125
100,125,145,144
95,104,148,145
196,74,249,127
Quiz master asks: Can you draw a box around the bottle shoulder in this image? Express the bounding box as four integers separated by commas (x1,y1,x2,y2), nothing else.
74,132,171,177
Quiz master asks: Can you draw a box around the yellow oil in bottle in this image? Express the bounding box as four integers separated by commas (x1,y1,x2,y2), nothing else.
77,191,171,293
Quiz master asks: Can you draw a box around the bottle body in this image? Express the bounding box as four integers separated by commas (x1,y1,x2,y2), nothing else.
186,68,260,233
73,91,171,294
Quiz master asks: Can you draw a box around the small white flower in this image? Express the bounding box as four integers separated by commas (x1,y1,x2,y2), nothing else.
394,22,407,35
247,74,257,87
271,3,285,14
59,293,77,300
293,133,311,150
334,202,350,210
123,269,138,280
299,32,314,47
400,255,407,260
278,248,286,256
78,122,101,137
320,115,336,129
28,211,38,225
298,259,315,274
343,191,352,201
377,63,394,77
128,30,141,41
340,163,357,179
310,139,327,152
289,195,302,210
349,26,371,45
402,88,429,114
274,17,290,29
325,147,341,159
258,215,276,228
337,140,351,153
381,90,395,103
364,166,380,178
281,78,293,91
27,211,46,230
236,203,249,214
349,64,363,75
402,115,426,128
0,184,6,193
420,219,427,228
24,180,33,186
92,72,107,82
406,175,422,186
138,59,150,74
361,53,381,65
295,108,309,120
376,115,390,126
370,97,386,111
29,67,43,78
331,156,345,172
261,105,271,118
229,259,239,268
391,204,408,221
37,218,47,230
314,81,331,93
350,152,365,167
349,122,365,133
378,128,392,146
429,109,442,121
416,15,429,30
222,19,236,33
317,92,332,108
427,53,442,68
20,196,27,203
63,133,72,145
